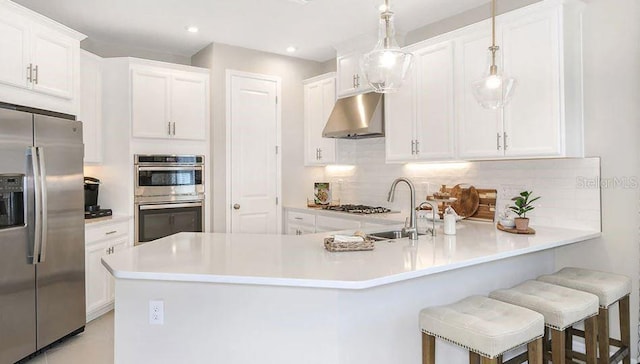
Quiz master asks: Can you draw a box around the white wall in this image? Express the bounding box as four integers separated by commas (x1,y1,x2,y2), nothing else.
553,0,640,358
191,43,326,232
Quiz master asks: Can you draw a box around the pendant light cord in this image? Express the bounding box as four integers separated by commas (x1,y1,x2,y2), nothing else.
383,0,392,48
489,0,498,75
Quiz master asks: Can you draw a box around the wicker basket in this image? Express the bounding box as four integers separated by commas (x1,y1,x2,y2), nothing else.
324,237,375,252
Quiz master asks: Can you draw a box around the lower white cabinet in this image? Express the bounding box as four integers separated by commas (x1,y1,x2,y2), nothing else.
85,218,131,322
284,209,397,235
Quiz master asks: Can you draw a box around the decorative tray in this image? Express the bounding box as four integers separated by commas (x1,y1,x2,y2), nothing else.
496,223,536,235
324,237,375,252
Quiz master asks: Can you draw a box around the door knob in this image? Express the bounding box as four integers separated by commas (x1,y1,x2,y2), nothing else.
233,204,241,210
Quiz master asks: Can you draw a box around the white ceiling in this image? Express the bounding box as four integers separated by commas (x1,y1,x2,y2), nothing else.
13,0,489,62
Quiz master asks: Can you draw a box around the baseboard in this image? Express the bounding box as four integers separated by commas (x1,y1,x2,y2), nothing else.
86,302,114,323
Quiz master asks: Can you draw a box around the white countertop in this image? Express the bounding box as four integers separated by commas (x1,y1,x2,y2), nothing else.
84,214,132,226
102,221,600,290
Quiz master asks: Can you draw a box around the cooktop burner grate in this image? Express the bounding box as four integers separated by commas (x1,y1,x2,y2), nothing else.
323,204,392,214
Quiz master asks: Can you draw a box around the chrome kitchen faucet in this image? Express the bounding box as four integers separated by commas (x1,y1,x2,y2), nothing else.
387,178,419,241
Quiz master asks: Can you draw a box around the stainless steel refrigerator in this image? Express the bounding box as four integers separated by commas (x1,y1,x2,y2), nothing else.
0,104,85,364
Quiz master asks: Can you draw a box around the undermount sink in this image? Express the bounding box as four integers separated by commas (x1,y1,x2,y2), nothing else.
369,230,426,241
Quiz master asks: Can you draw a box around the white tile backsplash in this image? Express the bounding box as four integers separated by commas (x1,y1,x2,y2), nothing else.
326,138,601,231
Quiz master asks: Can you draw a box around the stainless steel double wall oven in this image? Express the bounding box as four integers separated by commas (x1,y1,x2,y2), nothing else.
134,155,205,245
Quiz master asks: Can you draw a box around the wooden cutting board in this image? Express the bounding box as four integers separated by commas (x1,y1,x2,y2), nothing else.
450,184,480,218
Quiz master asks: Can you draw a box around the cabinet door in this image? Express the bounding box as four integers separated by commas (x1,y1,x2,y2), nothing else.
304,76,336,165
456,27,504,159
170,73,208,140
30,26,75,99
0,8,30,89
85,240,110,314
131,68,171,138
80,51,102,163
415,42,456,161
385,63,416,162
502,9,562,157
336,54,356,96
317,77,336,164
107,237,130,301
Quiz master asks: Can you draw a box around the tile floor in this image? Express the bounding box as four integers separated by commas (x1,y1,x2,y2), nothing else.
23,311,114,364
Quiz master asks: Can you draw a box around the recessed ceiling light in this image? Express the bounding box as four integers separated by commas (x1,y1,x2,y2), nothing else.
286,46,297,53
186,26,199,33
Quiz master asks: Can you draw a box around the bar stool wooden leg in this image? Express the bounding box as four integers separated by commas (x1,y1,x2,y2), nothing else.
543,327,551,364
528,337,543,364
619,296,631,364
469,352,481,364
565,327,573,361
584,315,598,364
597,307,610,364
551,328,566,364
422,333,436,364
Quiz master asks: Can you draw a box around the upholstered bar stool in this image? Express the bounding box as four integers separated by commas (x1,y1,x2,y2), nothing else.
489,280,599,364
419,296,544,364
538,267,632,364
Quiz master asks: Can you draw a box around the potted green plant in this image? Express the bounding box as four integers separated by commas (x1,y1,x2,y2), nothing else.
509,191,540,231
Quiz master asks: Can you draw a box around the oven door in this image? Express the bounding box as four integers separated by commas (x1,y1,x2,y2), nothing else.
135,201,204,245
135,166,204,197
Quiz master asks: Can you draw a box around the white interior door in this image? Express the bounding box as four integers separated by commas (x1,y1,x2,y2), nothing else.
228,71,280,234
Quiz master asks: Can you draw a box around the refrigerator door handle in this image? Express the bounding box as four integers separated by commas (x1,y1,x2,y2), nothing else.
37,147,48,263
29,147,42,265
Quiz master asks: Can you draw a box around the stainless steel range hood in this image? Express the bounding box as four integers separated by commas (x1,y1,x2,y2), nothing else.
322,92,384,139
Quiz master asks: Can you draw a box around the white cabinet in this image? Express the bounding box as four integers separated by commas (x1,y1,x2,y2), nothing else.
0,2,84,115
85,218,131,322
131,65,209,140
457,2,580,159
80,50,103,163
336,52,372,97
384,0,583,162
315,215,361,232
304,73,336,166
286,211,316,235
385,41,456,162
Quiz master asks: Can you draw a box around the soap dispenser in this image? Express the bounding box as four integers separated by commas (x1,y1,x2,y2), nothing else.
444,206,456,235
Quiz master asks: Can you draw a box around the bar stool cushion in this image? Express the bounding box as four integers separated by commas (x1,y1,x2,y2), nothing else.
538,267,632,307
489,280,598,330
419,296,544,358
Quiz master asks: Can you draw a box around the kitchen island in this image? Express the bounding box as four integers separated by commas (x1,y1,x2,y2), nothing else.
102,222,600,364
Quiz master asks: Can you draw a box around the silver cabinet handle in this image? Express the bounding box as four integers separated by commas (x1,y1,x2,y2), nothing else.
172,122,176,136
415,140,420,154
411,140,416,155
352,74,357,88
27,63,33,83
233,204,241,210
105,230,117,235
503,132,509,150
106,248,110,254
33,65,39,84
318,148,322,160
168,122,171,136
497,133,502,151
294,217,303,220
355,74,360,88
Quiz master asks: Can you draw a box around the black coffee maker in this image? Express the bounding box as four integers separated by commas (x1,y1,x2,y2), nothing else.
84,177,112,219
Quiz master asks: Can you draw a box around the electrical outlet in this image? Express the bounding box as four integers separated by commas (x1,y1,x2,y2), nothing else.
149,300,164,325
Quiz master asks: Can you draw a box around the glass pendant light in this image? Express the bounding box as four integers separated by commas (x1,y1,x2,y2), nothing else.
362,0,413,93
472,0,516,109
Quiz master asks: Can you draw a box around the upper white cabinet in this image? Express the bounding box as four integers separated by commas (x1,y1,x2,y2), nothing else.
80,50,103,163
304,73,336,166
386,41,456,162
131,64,209,140
386,0,584,162
0,1,85,115
458,5,566,159
336,52,372,97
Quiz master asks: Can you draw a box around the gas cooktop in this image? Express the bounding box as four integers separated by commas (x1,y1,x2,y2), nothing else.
322,204,393,214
